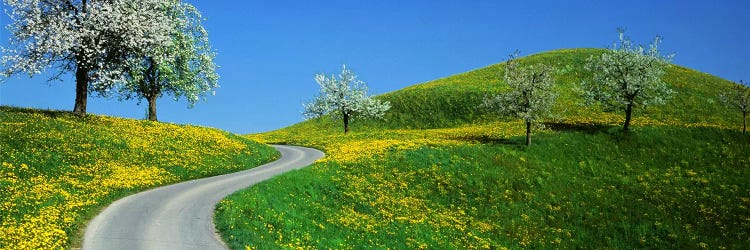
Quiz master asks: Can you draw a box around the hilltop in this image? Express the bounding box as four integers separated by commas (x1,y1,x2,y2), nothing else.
267,49,739,136
368,48,738,129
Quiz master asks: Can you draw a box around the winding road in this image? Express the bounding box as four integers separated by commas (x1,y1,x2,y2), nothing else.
82,145,324,250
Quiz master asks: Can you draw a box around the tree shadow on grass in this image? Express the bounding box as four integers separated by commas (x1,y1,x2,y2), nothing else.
452,122,620,148
544,122,616,134
451,134,528,149
1,106,71,119
544,122,641,143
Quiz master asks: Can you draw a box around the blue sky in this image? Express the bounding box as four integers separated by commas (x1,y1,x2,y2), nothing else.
1,0,748,134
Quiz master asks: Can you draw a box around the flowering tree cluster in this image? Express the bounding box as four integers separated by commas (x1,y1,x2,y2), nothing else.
483,53,557,145
1,0,216,118
303,65,391,133
720,81,750,133
480,30,675,145
581,29,674,132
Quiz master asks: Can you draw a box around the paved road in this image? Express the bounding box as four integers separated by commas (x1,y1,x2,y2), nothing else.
83,145,324,250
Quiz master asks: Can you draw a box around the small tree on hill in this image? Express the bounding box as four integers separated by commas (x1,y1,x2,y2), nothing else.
303,65,390,133
581,29,674,132
720,81,750,133
483,53,557,146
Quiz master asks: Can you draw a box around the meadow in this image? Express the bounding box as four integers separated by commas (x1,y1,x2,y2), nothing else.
215,49,750,249
0,107,279,249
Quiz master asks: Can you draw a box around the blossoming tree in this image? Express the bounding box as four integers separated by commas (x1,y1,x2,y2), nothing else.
581,29,674,132
483,53,557,146
119,0,218,121
303,65,391,133
720,81,750,133
1,0,175,115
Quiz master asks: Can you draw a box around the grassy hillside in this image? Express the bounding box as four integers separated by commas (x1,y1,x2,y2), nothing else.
222,127,749,249
366,48,738,129
215,49,750,249
0,106,279,249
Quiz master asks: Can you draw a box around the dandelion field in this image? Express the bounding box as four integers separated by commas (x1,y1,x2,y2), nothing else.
217,120,749,249
215,49,750,249
0,106,279,249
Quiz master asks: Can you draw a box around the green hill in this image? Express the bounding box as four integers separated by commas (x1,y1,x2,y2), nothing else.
369,48,737,129
216,49,750,249
0,107,279,249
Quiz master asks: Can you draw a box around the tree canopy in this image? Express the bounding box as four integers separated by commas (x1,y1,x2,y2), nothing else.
1,0,180,115
581,29,674,132
719,81,750,133
119,0,218,121
303,65,390,133
483,53,557,145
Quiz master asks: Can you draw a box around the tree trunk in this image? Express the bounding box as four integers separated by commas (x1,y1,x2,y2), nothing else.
623,103,633,132
145,57,159,121
743,111,747,133
343,111,350,134
525,121,531,146
73,63,88,116
147,96,158,121
73,1,88,116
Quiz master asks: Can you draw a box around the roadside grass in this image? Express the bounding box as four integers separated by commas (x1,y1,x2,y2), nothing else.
218,125,750,249
0,106,279,249
216,48,749,249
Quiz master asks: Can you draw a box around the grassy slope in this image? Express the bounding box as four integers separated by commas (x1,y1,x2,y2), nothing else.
215,49,750,249
0,107,279,249
368,48,738,129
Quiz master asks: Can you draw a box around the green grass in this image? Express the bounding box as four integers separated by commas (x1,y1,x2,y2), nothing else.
0,106,280,248
364,48,738,130
215,48,750,249
218,127,750,249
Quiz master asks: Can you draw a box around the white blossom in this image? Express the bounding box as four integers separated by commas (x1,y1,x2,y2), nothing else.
581,29,674,131
119,0,218,109
2,0,178,96
719,81,750,133
303,65,390,132
483,52,557,145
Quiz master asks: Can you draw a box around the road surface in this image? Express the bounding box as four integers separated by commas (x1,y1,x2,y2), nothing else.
83,145,324,250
